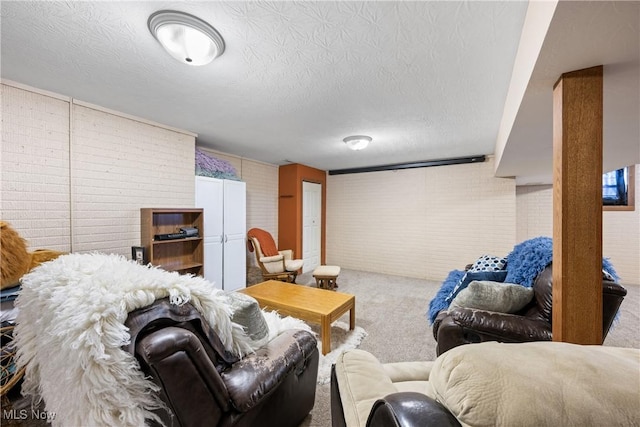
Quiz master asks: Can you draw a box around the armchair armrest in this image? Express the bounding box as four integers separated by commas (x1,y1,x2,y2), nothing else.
260,254,284,263
436,308,551,355
602,280,627,339
279,249,294,261
449,308,551,342
222,329,318,412
447,308,552,341
367,392,461,427
603,280,627,297
136,326,232,426
432,311,449,340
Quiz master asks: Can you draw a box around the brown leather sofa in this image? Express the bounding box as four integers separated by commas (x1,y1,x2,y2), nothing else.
432,264,627,356
124,298,319,427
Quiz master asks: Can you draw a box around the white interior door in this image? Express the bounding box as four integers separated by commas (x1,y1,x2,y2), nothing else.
302,181,322,273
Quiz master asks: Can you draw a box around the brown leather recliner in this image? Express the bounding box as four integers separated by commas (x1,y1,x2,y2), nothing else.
124,298,319,427
432,264,627,356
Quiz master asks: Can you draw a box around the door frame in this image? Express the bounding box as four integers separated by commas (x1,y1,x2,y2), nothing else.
278,163,327,268
302,181,322,273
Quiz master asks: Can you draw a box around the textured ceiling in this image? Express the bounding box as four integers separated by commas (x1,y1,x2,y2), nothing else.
1,1,527,171
1,1,638,180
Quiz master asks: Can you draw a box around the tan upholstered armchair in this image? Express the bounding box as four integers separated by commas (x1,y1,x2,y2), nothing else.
247,228,303,283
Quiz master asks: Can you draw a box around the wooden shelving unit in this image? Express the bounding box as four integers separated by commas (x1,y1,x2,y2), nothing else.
141,208,204,276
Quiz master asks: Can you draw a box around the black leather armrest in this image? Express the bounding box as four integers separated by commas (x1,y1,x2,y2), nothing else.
602,280,627,339
367,392,461,427
331,364,347,427
603,280,627,297
436,309,552,355
432,311,448,340
447,308,552,341
222,329,318,412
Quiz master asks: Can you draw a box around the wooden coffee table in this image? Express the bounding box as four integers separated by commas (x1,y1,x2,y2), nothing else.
241,280,355,355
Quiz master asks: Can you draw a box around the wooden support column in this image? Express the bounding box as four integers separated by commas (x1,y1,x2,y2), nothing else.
552,65,603,344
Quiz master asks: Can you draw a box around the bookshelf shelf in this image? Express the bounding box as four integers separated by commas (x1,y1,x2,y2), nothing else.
140,208,204,276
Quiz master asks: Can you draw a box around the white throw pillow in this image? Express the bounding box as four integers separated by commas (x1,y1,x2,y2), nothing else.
449,280,533,313
226,292,269,343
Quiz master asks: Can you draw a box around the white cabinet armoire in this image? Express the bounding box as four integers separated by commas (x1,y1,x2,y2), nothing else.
195,176,246,291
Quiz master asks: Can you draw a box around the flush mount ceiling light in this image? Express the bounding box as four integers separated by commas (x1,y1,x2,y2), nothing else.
343,135,372,151
148,10,225,66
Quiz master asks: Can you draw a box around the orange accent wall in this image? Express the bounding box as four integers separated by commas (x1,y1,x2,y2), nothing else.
278,163,326,265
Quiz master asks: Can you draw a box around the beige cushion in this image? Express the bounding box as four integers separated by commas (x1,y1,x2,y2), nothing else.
260,254,284,263
430,341,640,427
335,350,434,427
335,350,397,427
393,380,435,397
279,249,294,260
382,360,433,383
449,280,534,313
285,259,304,271
313,265,340,277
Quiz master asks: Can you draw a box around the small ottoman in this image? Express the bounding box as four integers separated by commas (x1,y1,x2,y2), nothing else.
313,265,341,290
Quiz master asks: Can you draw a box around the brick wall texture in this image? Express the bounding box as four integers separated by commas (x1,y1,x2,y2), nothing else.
326,159,517,281
1,84,71,250
2,83,195,256
516,176,640,286
4,82,636,285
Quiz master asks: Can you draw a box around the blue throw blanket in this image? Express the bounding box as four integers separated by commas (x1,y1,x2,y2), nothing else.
427,270,465,324
427,237,620,324
504,237,619,287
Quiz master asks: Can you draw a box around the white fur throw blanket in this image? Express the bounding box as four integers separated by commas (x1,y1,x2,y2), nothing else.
14,253,309,427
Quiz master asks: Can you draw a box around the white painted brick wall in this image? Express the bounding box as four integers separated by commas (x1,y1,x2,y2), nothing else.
516,185,553,242
239,159,278,236
516,173,640,285
239,159,279,267
71,105,194,255
7,80,634,284
1,84,71,250
1,83,195,257
327,158,516,281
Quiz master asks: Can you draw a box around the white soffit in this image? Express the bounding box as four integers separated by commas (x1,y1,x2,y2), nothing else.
495,1,640,185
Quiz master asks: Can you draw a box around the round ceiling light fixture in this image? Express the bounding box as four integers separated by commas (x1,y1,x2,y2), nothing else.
148,10,225,66
343,135,372,151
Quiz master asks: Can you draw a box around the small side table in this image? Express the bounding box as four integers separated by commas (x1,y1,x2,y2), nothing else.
313,265,341,290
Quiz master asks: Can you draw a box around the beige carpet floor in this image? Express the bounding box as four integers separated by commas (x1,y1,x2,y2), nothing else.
295,268,640,427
